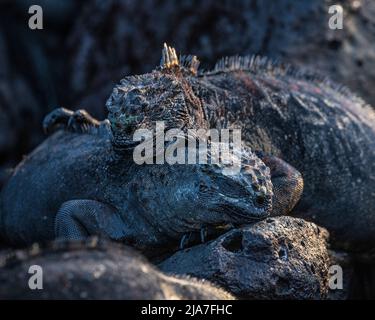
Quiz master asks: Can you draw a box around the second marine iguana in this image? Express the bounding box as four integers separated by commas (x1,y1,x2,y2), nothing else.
103,44,375,251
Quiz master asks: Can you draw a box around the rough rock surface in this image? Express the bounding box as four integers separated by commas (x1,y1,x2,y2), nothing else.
0,238,234,300
159,216,330,299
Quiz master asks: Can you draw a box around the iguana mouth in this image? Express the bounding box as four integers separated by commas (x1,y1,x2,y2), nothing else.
111,136,140,153
217,202,271,223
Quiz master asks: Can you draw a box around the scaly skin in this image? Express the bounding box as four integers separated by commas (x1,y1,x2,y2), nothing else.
106,45,375,252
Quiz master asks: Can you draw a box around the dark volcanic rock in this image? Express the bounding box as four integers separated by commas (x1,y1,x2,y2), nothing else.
0,29,42,188
0,238,234,300
68,0,375,117
0,0,82,189
160,216,330,299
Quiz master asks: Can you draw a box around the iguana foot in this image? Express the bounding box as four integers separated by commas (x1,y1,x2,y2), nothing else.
179,229,207,249
256,152,304,216
43,107,101,134
55,200,129,241
67,109,101,133
43,107,73,134
179,226,235,250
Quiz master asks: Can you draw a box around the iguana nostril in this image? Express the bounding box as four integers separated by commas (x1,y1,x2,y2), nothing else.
255,195,266,206
124,125,134,135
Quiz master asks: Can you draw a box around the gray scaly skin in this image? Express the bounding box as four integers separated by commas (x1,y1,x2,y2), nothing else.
0,100,294,252
105,45,375,252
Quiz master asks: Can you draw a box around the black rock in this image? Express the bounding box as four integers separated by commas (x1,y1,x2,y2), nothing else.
68,0,375,117
160,216,330,299
0,238,234,300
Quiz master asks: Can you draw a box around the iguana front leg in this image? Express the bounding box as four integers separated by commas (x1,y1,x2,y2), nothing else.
256,152,304,216
55,200,129,241
43,107,102,134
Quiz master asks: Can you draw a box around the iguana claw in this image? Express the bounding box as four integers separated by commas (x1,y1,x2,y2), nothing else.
179,233,192,250
43,107,74,134
43,108,101,135
67,109,100,133
179,228,208,249
200,227,208,243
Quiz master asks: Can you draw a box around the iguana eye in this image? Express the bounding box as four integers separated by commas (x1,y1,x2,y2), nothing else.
215,177,248,198
125,89,149,111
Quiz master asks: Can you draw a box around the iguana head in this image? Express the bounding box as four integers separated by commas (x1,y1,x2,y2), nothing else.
131,144,273,235
106,44,206,151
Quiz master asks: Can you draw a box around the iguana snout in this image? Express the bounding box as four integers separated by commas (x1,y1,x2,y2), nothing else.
206,147,273,223
129,143,273,245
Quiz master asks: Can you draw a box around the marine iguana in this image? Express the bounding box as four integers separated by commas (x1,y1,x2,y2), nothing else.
0,123,276,251
103,44,375,252
0,46,304,251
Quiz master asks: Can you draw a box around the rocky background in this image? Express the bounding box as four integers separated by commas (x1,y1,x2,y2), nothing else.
0,0,374,299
